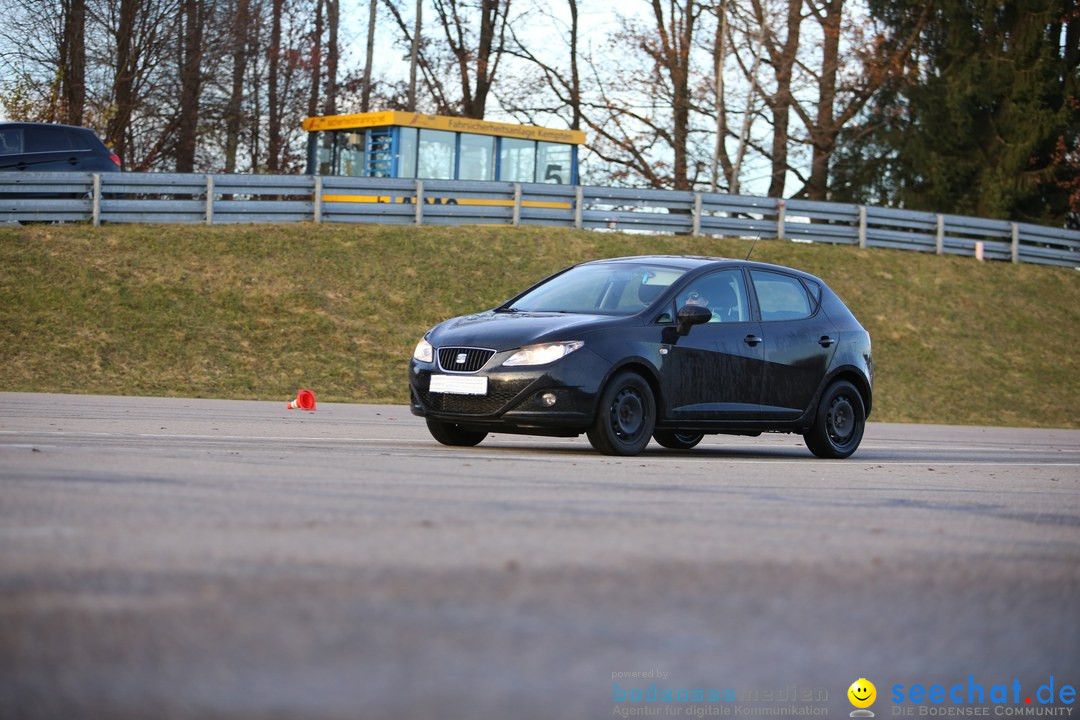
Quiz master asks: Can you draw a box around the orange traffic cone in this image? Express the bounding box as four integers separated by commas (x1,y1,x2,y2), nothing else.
286,389,316,411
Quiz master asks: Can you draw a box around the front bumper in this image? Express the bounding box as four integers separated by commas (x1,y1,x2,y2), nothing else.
407,348,611,432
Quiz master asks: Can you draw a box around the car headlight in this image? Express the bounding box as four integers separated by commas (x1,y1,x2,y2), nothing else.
413,337,434,363
503,341,584,367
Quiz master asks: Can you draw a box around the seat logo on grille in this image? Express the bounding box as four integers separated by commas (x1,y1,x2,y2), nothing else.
455,353,468,364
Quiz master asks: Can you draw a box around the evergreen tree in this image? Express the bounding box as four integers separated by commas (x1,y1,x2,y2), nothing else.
832,0,1078,226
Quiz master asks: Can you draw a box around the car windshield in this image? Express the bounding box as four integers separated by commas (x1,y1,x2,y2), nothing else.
504,263,687,315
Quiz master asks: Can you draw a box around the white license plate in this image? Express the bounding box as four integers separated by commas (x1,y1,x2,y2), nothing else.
429,374,489,395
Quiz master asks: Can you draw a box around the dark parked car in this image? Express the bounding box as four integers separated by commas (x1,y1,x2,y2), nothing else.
0,122,121,173
408,255,873,458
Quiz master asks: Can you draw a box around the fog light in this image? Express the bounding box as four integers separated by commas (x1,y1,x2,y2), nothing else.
540,392,558,407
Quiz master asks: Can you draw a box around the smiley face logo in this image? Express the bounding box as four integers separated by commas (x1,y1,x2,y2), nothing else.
848,678,877,716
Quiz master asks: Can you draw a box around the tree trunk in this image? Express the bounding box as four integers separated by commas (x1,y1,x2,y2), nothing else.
325,0,339,114
466,0,498,118
568,0,581,131
432,0,509,118
407,0,421,111
176,0,204,173
60,0,86,126
755,0,803,198
361,0,376,112
711,0,730,192
649,0,697,190
267,0,283,172
804,0,841,201
224,0,249,173
105,0,139,166
308,0,323,118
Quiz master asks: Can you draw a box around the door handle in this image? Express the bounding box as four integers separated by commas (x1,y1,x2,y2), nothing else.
67,157,79,165
818,335,836,347
744,334,762,347
16,162,27,171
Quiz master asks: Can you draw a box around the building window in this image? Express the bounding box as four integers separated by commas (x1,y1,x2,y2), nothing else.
417,129,455,179
398,127,417,178
458,133,494,181
499,138,535,182
536,142,571,184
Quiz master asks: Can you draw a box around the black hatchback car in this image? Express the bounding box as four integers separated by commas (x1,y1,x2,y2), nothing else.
0,122,121,173
408,255,873,458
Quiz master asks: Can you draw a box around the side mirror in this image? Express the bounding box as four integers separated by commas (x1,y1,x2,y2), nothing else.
676,304,712,336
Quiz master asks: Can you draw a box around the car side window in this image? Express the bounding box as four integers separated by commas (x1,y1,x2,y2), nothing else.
751,270,813,321
26,126,73,153
66,130,91,150
0,128,23,155
674,269,749,323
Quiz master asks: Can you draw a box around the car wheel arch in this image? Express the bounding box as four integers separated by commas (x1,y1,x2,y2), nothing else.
817,367,872,419
594,359,663,417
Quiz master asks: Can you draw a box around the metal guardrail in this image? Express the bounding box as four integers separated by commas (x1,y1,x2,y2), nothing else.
2,171,1079,267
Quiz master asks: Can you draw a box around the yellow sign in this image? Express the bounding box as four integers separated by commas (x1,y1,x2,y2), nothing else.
302,110,585,145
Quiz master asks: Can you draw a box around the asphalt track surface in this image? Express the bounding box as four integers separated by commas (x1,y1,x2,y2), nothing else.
1,392,1078,720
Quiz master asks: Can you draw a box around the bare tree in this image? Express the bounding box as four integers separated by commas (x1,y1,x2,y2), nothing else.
390,0,511,118
709,0,766,193
383,0,455,112
308,0,322,117
584,0,707,190
223,0,250,171
324,0,339,114
791,0,928,200
748,0,803,198
175,0,207,172
60,0,88,125
96,0,178,169
361,0,377,111
267,0,283,170
0,0,90,123
407,0,421,110
501,0,582,131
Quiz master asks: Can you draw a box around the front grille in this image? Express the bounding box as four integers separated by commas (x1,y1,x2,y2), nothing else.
419,378,533,416
437,347,495,374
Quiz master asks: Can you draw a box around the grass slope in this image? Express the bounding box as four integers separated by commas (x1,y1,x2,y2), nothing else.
1,223,1077,428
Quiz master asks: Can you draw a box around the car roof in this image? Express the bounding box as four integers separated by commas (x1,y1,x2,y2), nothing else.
0,122,94,132
582,254,824,283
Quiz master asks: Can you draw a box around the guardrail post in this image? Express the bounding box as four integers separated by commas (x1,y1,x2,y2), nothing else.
205,175,214,225
415,179,424,226
512,183,522,227
92,173,102,227
857,205,867,248
313,176,323,224
776,199,785,240
936,214,945,255
574,186,584,230
692,193,702,237
1011,222,1020,264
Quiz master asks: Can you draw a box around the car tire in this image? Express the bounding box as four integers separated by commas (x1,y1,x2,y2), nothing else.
652,430,704,450
587,371,656,456
425,418,487,447
803,380,865,459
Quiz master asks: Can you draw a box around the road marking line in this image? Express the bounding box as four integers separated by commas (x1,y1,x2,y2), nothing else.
2,430,1074,454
